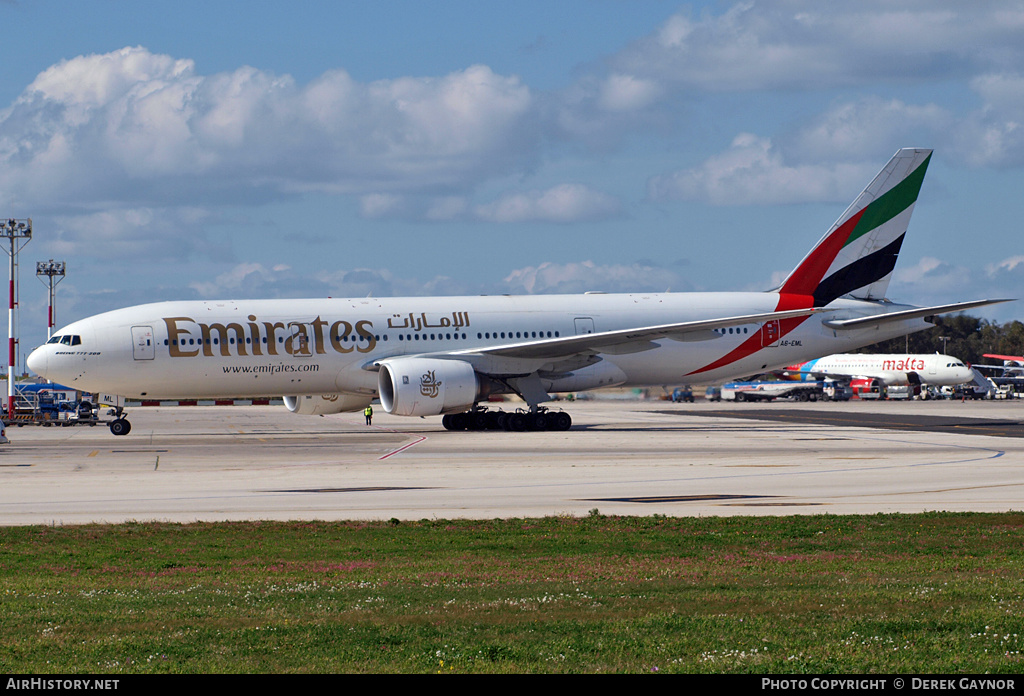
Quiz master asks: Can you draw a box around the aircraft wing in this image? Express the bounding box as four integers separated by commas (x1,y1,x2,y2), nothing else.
983,353,1024,364
821,299,1013,331
464,307,831,362
978,355,1024,375
447,307,827,362
369,307,826,375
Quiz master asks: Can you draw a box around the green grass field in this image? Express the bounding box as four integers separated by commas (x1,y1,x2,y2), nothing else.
2,512,1023,673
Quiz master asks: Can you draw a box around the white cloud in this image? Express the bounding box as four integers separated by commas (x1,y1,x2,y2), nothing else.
50,207,229,262
190,262,340,299
647,134,869,205
475,184,621,223
987,255,1024,276
0,48,536,211
502,260,691,294
357,183,623,224
598,74,661,112
190,258,695,301
359,193,405,219
190,262,279,297
891,256,974,302
889,255,1022,322
789,98,950,162
356,193,468,221
952,73,1024,167
614,1,1024,92
192,263,477,300
425,196,469,221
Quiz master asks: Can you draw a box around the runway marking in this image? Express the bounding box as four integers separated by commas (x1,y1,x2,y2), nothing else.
728,464,799,468
379,436,427,460
271,486,437,493
585,494,778,503
875,481,1024,497
353,419,430,460
667,408,1024,438
87,450,98,457
725,502,825,507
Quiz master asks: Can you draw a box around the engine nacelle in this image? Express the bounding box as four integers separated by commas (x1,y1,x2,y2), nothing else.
378,358,479,417
284,394,372,415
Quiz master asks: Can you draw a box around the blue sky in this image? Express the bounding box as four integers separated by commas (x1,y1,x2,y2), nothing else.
2,0,1023,359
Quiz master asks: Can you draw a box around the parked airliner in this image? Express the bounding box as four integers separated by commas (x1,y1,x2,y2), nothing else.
26,148,1009,434
783,353,973,387
977,354,1024,377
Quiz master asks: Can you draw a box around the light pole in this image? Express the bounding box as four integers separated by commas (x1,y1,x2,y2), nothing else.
1,218,32,417
36,260,66,341
940,335,949,354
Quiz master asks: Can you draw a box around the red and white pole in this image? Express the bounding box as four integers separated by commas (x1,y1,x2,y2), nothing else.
1,219,31,418
7,273,14,418
37,260,64,342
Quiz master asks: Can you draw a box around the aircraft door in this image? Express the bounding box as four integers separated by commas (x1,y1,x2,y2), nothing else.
574,317,595,335
131,326,155,360
761,319,780,347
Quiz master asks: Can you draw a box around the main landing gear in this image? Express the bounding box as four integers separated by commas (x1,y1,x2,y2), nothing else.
441,407,572,432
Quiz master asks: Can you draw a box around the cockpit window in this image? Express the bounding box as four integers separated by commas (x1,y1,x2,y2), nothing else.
47,335,81,346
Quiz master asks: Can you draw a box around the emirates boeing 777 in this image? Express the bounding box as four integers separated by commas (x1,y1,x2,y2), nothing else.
26,148,1010,434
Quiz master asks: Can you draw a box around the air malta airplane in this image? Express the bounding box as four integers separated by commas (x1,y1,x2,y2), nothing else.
978,354,1024,376
26,148,1010,435
783,353,973,387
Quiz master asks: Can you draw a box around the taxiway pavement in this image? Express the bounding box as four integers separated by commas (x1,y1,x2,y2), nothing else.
2,399,1022,525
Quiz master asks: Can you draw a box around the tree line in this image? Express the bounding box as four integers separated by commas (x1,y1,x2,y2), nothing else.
858,315,1024,365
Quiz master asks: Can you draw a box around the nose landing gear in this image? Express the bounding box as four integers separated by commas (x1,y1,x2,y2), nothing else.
107,406,132,436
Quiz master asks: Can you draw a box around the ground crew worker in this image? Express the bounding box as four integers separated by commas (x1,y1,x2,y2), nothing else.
364,404,373,425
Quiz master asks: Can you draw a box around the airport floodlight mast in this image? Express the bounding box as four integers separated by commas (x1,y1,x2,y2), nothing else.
36,260,66,341
1,218,31,418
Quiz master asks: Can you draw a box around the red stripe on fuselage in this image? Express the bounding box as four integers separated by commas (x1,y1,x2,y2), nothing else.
686,293,814,377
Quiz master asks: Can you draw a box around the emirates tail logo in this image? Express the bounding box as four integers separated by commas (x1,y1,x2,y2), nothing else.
420,370,442,398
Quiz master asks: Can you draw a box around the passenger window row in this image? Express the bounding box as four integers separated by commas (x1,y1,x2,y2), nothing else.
159,330,568,348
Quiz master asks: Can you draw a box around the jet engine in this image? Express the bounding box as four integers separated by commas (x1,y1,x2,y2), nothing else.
284,394,372,415
377,358,479,417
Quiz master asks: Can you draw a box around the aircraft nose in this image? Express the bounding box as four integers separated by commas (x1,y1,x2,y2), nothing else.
26,345,47,377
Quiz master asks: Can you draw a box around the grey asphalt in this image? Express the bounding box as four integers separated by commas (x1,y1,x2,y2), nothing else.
2,398,1022,524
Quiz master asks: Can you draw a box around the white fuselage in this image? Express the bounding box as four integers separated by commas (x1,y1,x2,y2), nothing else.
27,292,931,401
791,353,973,386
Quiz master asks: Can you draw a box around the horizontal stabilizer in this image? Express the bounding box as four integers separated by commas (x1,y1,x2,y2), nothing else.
822,299,1013,331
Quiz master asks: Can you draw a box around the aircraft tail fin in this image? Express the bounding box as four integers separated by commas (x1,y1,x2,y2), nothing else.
779,148,932,306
